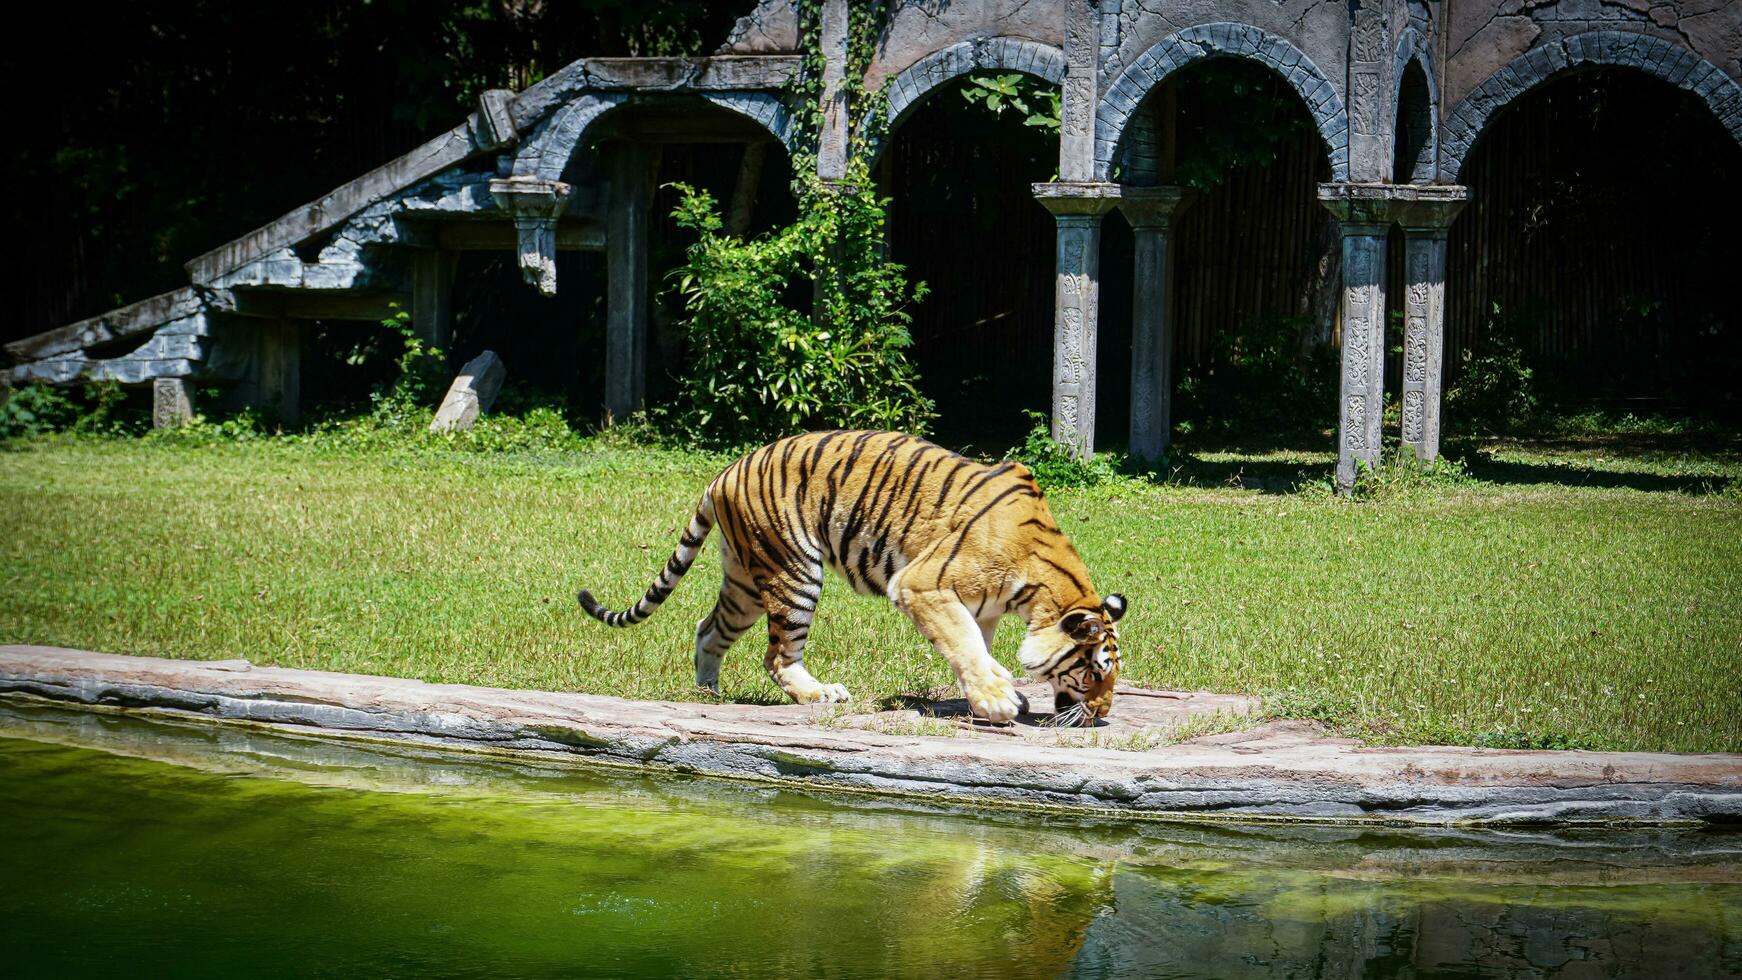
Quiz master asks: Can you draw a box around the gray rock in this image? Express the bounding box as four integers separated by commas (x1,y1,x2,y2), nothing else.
2,645,1737,827
430,351,507,433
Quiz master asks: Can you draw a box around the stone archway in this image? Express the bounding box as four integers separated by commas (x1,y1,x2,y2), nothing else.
1094,22,1351,182
862,36,1067,163
511,91,799,182
1391,28,1437,184
1442,30,1742,181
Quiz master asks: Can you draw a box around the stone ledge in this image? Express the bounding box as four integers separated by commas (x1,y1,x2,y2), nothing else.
2,645,1737,827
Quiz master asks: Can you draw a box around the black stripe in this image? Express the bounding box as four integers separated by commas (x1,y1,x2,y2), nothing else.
1036,556,1090,596
932,458,973,508
934,484,1030,586
954,462,1017,506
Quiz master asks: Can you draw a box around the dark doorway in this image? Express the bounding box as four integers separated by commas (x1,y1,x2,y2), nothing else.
882,76,1059,452
1449,67,1742,421
1109,59,1336,447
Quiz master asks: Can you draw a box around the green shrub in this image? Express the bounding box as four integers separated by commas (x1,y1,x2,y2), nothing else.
1174,314,1337,438
0,384,78,438
142,409,265,447
1,380,148,438
1446,304,1538,435
1347,450,1478,500
1005,411,1118,490
667,156,934,449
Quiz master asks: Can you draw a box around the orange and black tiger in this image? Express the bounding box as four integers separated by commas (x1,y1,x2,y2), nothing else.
577,430,1126,725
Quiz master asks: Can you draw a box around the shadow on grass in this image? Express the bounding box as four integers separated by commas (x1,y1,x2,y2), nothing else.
1449,432,1740,496
1125,431,1335,494
1458,454,1734,495
1125,429,1739,496
1154,455,1330,495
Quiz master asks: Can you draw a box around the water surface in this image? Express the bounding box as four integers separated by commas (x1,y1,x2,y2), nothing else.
2,703,1738,978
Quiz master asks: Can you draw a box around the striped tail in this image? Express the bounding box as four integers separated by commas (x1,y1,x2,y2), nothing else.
577,505,714,628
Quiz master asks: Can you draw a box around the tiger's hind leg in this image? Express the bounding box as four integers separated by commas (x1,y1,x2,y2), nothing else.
761,567,850,705
693,543,764,693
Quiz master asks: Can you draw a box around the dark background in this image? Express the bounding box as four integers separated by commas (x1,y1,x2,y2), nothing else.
8,5,1739,432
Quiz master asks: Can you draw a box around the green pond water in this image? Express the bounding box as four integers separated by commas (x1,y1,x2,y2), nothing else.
2,703,1740,979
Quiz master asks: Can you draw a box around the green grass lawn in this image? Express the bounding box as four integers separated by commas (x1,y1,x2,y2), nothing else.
2,433,1739,753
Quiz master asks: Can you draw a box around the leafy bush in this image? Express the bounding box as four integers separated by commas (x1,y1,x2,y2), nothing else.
1174,314,1337,438
1,380,148,438
667,156,934,449
1005,411,1118,490
0,384,78,438
1446,304,1538,435
143,409,265,447
1346,450,1478,500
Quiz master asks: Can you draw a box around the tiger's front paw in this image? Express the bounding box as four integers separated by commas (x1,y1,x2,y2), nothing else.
965,676,1023,724
792,682,853,704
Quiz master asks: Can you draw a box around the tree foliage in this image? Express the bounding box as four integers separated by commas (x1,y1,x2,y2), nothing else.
959,73,1061,132
4,0,738,343
666,160,934,448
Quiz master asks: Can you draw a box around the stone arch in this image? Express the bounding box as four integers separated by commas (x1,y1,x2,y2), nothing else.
1392,28,1438,183
1443,30,1742,181
1095,22,1350,181
702,92,801,152
511,93,626,181
863,36,1067,159
511,91,798,182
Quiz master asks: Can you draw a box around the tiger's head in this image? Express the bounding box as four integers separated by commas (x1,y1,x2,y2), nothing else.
1018,594,1125,727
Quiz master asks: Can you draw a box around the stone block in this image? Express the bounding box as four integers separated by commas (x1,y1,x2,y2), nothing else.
1665,49,1699,85
153,378,194,429
430,351,507,434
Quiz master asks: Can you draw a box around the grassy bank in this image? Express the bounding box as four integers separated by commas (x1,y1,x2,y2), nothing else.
2,434,1739,752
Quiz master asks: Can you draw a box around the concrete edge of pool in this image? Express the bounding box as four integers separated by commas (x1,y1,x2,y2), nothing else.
3,644,1739,828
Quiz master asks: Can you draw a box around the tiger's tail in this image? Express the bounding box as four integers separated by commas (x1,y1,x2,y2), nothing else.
577,500,715,628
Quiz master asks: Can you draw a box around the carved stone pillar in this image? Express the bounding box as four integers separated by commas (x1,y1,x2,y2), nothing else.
1393,189,1469,462
605,143,651,420
1119,187,1190,464
1347,2,1393,181
1058,1,1100,182
1034,182,1119,458
489,176,572,296
152,377,194,429
1317,185,1391,490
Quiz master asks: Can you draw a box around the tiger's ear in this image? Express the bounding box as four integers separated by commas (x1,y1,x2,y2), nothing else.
1103,594,1126,622
1060,610,1104,641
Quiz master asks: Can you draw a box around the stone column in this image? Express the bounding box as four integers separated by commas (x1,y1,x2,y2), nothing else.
1317,185,1392,491
1119,187,1189,464
410,249,458,366
1393,188,1469,462
1058,0,1099,181
152,378,194,429
489,176,572,296
815,0,850,181
606,143,651,420
1034,182,1119,457
1347,3,1392,181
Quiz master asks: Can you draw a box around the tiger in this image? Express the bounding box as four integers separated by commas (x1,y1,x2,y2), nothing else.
577,430,1126,726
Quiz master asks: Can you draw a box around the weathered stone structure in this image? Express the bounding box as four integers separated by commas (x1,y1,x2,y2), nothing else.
8,1,1740,487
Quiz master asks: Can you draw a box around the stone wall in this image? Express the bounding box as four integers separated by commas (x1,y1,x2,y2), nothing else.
1443,0,1742,113
12,0,1742,455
